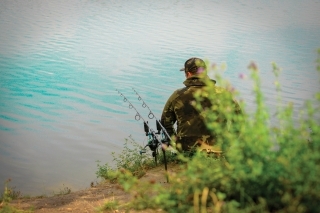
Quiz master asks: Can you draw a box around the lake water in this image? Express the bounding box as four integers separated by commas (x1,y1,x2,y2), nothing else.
1,0,320,196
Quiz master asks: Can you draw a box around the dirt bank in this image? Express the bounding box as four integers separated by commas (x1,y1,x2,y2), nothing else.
9,164,180,213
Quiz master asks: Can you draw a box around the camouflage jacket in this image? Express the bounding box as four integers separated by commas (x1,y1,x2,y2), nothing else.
160,75,241,151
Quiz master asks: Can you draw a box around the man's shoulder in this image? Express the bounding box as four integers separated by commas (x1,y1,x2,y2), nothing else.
176,86,189,94
166,87,188,102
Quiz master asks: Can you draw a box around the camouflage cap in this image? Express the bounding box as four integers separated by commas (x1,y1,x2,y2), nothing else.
180,57,207,73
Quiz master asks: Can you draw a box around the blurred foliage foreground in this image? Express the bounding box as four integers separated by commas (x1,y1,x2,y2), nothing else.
97,50,320,213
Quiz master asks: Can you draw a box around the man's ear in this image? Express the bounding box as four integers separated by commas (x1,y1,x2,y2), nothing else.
186,72,193,78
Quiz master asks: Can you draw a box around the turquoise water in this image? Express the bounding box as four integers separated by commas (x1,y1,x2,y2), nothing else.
1,0,320,195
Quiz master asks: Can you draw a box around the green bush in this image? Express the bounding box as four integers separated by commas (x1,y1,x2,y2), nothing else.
158,52,319,212
0,179,21,203
96,137,162,181
0,179,32,213
99,49,320,212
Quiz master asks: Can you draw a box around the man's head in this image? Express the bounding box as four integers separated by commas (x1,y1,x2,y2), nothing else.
180,57,207,78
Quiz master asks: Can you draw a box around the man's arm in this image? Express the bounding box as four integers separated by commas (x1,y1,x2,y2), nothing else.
160,91,178,138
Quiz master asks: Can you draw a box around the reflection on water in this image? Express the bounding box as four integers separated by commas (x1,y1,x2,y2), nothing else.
0,0,320,195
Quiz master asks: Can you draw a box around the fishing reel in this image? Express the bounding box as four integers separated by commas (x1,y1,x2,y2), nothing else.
140,120,166,159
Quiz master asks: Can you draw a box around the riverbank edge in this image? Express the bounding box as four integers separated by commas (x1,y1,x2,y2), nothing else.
5,163,179,213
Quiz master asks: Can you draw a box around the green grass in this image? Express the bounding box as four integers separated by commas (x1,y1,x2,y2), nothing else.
97,200,119,212
0,179,73,213
53,184,71,196
96,137,177,182
0,179,34,213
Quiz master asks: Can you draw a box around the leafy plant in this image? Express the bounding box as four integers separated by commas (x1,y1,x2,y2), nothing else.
97,200,119,212
96,137,160,182
0,179,21,204
54,184,71,196
106,49,320,212
0,179,33,213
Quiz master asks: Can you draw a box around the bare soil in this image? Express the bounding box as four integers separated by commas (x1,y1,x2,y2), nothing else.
9,164,181,213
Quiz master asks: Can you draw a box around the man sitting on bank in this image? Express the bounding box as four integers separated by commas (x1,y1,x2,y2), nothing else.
160,57,242,154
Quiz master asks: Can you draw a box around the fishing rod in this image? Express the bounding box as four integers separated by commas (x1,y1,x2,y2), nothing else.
116,89,169,181
132,88,173,142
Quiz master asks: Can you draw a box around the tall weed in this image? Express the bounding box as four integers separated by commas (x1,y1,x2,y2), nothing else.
0,179,32,213
96,137,160,181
